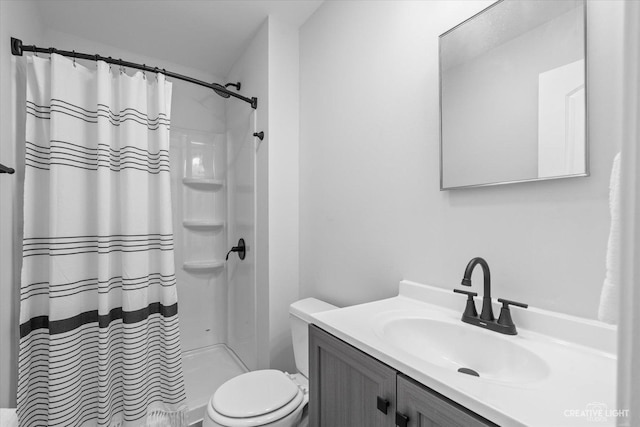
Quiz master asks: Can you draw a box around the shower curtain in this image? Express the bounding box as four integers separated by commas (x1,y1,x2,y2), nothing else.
17,54,186,427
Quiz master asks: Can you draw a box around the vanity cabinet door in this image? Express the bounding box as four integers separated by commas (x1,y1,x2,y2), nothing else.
309,324,396,427
396,374,498,427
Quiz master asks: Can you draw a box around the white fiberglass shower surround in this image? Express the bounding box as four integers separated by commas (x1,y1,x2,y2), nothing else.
170,79,260,425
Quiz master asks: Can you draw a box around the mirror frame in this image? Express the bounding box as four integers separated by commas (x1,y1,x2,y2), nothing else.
438,0,589,191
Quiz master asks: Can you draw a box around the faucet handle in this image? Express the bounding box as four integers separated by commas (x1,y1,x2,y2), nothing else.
453,289,478,318
497,298,528,309
454,289,478,297
497,298,528,333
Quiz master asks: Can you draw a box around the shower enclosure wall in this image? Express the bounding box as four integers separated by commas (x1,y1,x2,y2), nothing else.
169,80,258,425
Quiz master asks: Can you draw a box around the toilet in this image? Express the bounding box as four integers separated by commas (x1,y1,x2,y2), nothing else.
203,298,337,427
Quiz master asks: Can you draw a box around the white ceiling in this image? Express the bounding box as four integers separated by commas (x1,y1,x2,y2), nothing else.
35,0,324,78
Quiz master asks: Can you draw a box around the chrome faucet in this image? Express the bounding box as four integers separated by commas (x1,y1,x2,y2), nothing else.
454,257,528,335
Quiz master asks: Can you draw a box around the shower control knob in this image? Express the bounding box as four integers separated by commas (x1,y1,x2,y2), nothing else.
225,238,246,261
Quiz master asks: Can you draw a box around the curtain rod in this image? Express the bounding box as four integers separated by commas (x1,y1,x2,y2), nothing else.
10,37,258,109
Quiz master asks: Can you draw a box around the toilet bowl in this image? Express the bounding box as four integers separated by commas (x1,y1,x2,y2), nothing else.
203,298,337,427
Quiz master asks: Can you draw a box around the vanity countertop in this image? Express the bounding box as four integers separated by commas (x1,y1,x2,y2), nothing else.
311,280,618,427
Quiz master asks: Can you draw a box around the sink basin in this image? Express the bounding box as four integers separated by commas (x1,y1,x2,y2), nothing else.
377,317,549,383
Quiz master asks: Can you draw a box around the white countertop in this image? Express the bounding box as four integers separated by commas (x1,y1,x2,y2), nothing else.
311,280,618,427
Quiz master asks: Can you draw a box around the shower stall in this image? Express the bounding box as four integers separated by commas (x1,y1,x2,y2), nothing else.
169,79,259,425
6,32,266,425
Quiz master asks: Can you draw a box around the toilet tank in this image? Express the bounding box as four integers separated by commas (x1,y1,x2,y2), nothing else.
289,298,337,378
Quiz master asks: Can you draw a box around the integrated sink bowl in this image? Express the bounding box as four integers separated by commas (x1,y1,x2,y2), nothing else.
377,317,550,384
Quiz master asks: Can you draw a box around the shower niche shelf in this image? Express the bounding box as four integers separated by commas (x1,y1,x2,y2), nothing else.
183,220,225,230
183,260,225,273
182,177,224,190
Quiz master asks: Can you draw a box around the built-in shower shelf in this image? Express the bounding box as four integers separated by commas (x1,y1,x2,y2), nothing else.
182,178,224,190
183,260,225,272
183,220,225,230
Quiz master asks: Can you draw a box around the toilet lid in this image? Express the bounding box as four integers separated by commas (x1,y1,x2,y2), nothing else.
213,370,299,418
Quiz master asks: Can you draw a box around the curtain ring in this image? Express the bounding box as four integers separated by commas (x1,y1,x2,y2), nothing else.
154,67,159,82
72,50,76,68
142,64,146,80
108,56,113,72
33,45,38,57
48,47,55,57
119,59,124,75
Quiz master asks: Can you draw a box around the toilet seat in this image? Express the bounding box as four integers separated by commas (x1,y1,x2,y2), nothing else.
208,370,305,427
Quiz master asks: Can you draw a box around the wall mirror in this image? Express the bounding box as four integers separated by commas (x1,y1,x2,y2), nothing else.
439,0,587,190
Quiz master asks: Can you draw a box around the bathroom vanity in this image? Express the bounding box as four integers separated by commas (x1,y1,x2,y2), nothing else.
309,324,495,426
308,281,617,427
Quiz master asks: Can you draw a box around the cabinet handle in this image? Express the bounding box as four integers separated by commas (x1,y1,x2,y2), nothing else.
376,396,390,414
395,412,409,427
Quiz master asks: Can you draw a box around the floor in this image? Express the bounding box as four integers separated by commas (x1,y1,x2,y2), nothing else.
183,344,249,426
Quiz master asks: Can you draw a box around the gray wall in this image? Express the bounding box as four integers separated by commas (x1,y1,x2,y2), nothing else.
299,1,623,320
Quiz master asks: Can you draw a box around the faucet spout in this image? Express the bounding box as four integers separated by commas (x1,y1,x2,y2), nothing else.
461,257,494,321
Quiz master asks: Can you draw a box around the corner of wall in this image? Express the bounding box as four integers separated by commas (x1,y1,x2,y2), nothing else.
266,15,300,373
225,18,271,370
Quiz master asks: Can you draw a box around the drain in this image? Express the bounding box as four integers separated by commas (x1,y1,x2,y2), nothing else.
457,367,480,377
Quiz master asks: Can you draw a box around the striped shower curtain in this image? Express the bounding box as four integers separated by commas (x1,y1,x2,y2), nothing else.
17,54,186,427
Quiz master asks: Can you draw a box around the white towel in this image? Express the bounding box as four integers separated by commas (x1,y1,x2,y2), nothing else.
598,152,621,324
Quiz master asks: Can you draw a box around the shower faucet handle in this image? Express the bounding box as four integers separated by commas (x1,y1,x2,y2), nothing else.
225,238,246,261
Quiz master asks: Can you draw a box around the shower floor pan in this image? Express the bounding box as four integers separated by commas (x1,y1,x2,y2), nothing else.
183,344,248,426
